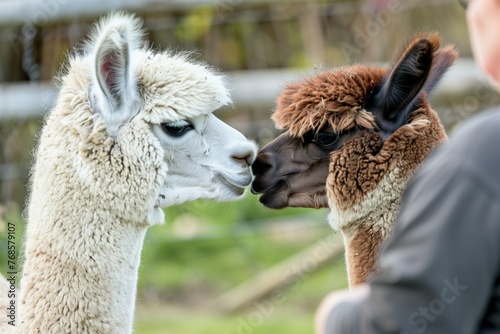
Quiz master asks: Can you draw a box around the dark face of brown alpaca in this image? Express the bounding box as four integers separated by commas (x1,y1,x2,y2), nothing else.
251,127,365,209
251,33,457,210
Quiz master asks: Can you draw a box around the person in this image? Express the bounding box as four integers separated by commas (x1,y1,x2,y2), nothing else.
315,0,500,333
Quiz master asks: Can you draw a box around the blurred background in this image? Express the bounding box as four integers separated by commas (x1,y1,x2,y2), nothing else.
0,0,499,333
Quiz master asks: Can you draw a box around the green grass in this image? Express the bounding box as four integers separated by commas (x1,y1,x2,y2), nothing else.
134,194,348,334
135,261,347,334
136,313,314,334
138,193,333,293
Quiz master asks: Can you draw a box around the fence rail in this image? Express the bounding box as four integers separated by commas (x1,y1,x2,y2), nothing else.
0,59,491,120
0,0,312,27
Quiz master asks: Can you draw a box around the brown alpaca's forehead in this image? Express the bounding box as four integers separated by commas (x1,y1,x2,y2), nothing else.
272,65,387,137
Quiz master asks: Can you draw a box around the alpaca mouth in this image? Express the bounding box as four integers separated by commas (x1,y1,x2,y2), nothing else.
251,180,289,209
251,176,284,195
215,173,249,196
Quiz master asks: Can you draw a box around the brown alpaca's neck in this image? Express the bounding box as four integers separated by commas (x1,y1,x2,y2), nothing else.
342,224,385,288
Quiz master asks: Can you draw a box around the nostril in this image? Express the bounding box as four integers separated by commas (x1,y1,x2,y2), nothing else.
251,152,274,174
232,150,254,167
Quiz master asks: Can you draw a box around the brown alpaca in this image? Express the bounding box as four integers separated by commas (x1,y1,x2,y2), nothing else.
251,33,457,287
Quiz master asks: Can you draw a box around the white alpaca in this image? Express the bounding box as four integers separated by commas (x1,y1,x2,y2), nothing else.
2,13,256,333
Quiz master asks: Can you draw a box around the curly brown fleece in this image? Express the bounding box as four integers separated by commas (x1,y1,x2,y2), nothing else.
327,101,447,286
272,66,383,137
328,100,446,211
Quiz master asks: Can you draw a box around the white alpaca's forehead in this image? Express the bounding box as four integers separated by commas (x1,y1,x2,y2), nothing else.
135,51,231,124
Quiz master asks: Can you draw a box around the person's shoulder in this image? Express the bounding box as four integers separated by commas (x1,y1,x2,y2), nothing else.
415,108,500,190
447,107,500,161
436,107,500,193
451,107,500,144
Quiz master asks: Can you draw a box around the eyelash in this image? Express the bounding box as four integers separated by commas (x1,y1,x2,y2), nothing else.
161,123,194,137
304,131,340,147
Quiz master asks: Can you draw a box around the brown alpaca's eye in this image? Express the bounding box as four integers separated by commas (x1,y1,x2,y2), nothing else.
161,123,194,137
312,132,339,147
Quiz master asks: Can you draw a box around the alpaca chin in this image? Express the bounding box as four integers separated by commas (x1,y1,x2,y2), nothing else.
326,204,342,231
148,206,165,226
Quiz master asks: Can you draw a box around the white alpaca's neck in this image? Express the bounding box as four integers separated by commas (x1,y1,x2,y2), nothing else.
17,110,165,333
19,212,148,333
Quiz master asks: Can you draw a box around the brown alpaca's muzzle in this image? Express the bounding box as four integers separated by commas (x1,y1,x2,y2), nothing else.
251,132,331,209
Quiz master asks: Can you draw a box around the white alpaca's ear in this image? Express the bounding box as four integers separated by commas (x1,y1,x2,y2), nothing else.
92,14,143,135
96,30,131,107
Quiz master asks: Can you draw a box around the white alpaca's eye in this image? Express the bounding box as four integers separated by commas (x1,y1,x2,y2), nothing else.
312,132,339,147
161,123,194,137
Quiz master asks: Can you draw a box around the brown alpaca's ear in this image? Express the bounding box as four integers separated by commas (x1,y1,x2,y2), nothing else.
421,44,458,95
372,33,457,137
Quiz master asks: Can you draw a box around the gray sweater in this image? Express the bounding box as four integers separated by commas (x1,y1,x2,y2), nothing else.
325,109,500,334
